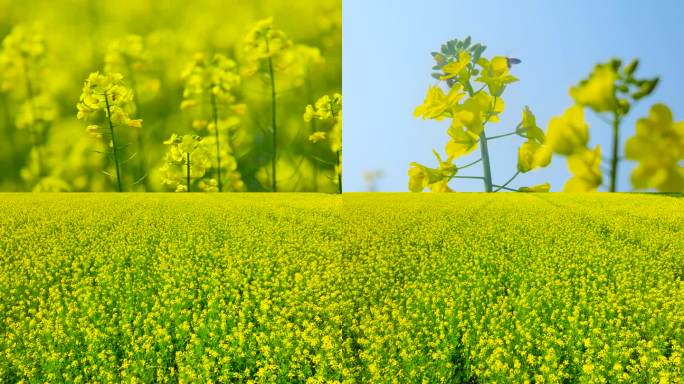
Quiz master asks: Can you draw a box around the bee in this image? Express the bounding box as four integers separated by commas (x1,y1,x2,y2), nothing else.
506,57,522,69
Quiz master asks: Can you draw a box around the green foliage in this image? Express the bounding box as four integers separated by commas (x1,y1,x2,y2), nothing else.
0,193,682,382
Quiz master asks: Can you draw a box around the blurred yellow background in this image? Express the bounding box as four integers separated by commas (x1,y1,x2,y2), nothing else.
0,0,341,192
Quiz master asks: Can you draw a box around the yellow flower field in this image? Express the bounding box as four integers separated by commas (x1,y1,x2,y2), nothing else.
0,193,682,382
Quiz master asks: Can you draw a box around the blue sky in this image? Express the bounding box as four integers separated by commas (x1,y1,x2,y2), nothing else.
343,0,684,192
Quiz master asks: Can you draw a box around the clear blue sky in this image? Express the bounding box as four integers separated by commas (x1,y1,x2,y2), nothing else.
343,0,684,192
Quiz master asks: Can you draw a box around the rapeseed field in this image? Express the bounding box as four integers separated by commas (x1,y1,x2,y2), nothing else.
0,194,682,383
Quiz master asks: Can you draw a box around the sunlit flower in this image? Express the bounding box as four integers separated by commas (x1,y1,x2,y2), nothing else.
475,56,518,96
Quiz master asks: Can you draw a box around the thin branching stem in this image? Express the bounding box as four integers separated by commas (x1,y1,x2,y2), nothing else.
210,93,222,192
1,95,19,179
486,131,517,141
103,91,122,192
494,171,521,192
459,158,482,170
331,104,342,194
21,58,44,179
305,65,318,191
478,96,497,192
311,155,335,166
336,150,342,194
266,37,278,192
492,184,517,192
609,111,621,192
124,61,148,191
186,152,191,193
464,82,496,192
603,155,623,163
471,84,487,95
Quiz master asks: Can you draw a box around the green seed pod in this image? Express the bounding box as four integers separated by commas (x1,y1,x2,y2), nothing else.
623,59,639,76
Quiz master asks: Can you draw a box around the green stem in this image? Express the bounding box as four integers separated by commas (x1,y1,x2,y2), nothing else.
472,84,487,95
465,82,494,192
492,184,517,192
186,152,191,193
336,150,342,194
459,158,482,170
22,59,43,180
494,171,520,192
479,133,493,192
311,154,335,166
306,66,318,191
266,37,277,192
478,94,500,193
126,66,148,191
330,104,341,194
1,95,18,181
609,111,620,192
211,93,222,192
486,131,517,141
104,92,122,192
451,175,485,180
136,133,147,188
464,82,476,95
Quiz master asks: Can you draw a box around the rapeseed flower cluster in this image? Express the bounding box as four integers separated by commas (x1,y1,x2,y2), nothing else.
242,18,294,77
411,37,551,192
179,53,245,192
304,93,342,192
76,71,142,191
160,134,212,192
